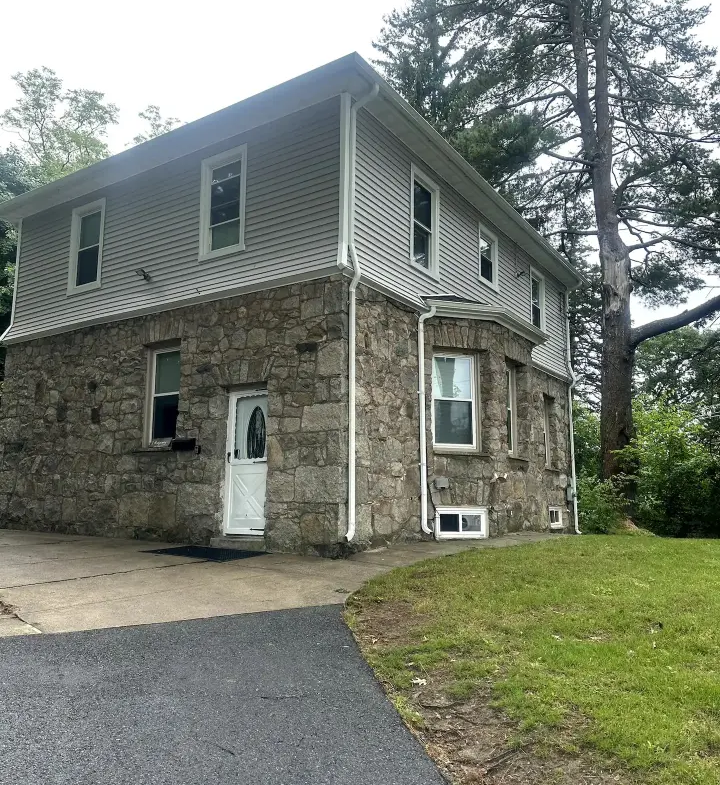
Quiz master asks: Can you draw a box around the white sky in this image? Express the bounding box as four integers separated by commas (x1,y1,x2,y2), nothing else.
1,0,718,327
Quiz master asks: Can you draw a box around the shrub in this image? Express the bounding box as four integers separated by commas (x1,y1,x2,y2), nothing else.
577,476,626,534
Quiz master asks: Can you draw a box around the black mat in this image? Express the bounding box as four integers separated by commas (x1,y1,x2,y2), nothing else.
143,545,264,561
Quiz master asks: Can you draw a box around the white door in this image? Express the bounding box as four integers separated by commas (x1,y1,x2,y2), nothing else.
224,391,268,535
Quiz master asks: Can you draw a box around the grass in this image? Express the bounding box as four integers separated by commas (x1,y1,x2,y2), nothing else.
347,536,720,784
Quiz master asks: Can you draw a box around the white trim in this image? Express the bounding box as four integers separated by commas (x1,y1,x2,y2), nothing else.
2,266,339,345
531,359,572,383
530,267,546,331
431,353,478,451
435,506,488,539
506,365,517,455
428,299,547,346
336,92,352,269
145,344,181,447
410,163,440,279
418,305,436,536
198,144,247,262
0,219,22,343
549,506,564,530
478,222,499,292
67,198,106,295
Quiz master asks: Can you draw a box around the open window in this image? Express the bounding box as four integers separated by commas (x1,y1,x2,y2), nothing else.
435,507,488,539
146,346,180,446
68,198,105,293
410,165,440,277
478,222,499,290
199,144,247,260
432,354,478,450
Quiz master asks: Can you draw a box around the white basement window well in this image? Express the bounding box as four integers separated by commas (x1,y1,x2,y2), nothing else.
199,144,248,261
68,198,106,294
435,507,488,539
146,346,181,447
530,268,546,330
410,164,440,278
549,506,564,530
432,354,478,450
478,222,499,291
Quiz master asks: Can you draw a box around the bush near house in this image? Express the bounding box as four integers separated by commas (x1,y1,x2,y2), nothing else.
347,537,720,784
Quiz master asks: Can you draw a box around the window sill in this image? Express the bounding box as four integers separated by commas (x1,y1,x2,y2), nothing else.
132,445,173,454
434,449,490,458
544,465,564,474
478,275,500,294
199,243,245,263
67,281,101,296
508,454,530,463
409,260,440,281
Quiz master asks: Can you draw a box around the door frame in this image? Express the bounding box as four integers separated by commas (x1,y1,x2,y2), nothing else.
222,388,268,536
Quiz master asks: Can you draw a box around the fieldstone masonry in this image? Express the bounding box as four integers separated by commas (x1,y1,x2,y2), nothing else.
0,276,572,553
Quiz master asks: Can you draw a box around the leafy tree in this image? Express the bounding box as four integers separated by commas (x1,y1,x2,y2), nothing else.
0,67,119,182
375,0,720,479
132,105,182,145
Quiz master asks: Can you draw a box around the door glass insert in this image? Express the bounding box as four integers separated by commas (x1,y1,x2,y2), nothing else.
233,396,268,460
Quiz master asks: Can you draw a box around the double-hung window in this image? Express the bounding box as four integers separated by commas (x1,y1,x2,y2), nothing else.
432,354,477,449
199,144,247,260
530,269,545,329
506,366,517,454
410,165,439,276
147,347,180,446
478,223,498,289
68,199,105,293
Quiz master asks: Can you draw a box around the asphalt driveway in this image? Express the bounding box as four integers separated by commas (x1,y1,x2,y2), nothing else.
0,606,446,785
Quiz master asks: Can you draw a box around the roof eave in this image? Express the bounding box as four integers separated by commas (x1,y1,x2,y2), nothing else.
428,299,548,346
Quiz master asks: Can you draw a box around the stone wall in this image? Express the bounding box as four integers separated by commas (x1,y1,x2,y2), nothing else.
0,277,350,553
355,287,572,542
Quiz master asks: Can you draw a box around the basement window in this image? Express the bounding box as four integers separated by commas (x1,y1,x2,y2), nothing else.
147,346,180,446
435,507,488,539
549,507,563,529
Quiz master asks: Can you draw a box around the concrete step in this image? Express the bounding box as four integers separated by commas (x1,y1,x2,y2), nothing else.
209,535,268,553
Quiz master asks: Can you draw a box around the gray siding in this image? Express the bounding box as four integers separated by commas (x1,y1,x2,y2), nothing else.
9,98,341,342
355,109,569,378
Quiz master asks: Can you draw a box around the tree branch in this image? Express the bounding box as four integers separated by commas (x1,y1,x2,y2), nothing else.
631,293,720,347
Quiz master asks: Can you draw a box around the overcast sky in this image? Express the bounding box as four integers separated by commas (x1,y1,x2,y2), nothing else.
1,0,718,326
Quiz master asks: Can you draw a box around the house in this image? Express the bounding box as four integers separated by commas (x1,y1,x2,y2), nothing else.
0,54,583,555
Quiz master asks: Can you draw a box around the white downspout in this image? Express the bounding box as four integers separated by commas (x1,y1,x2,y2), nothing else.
564,292,580,534
418,304,437,535
0,219,22,343
345,82,380,543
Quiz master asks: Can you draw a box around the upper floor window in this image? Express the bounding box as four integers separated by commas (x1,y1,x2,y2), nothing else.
432,354,477,449
147,346,180,446
199,144,247,261
478,223,498,290
531,269,545,330
68,198,105,294
410,165,439,277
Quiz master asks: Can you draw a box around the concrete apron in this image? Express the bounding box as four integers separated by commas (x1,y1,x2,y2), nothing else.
0,529,555,636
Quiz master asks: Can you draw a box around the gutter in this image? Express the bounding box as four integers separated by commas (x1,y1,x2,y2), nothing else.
0,219,22,343
417,304,437,535
564,292,581,534
344,83,380,543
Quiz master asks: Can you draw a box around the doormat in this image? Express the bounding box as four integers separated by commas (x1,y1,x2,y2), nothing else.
143,545,264,562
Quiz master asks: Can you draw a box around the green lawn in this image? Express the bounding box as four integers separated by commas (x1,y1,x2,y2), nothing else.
347,536,720,784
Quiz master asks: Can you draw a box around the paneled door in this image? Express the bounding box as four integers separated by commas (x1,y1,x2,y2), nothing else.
223,391,268,535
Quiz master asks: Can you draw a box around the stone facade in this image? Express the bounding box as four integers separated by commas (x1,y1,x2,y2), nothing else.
0,277,350,554
0,277,572,553
354,285,572,544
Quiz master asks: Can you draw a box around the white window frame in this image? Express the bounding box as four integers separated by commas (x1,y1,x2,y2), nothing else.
432,353,478,451
478,222,499,292
198,144,248,262
435,506,489,539
542,396,553,467
506,365,517,455
67,198,106,295
549,506,564,530
530,267,546,331
409,164,440,279
145,345,181,447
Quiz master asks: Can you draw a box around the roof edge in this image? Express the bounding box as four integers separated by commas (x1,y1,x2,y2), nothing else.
428,299,548,346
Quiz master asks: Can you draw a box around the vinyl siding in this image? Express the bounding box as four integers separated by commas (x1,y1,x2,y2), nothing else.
355,109,569,378
9,97,341,342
